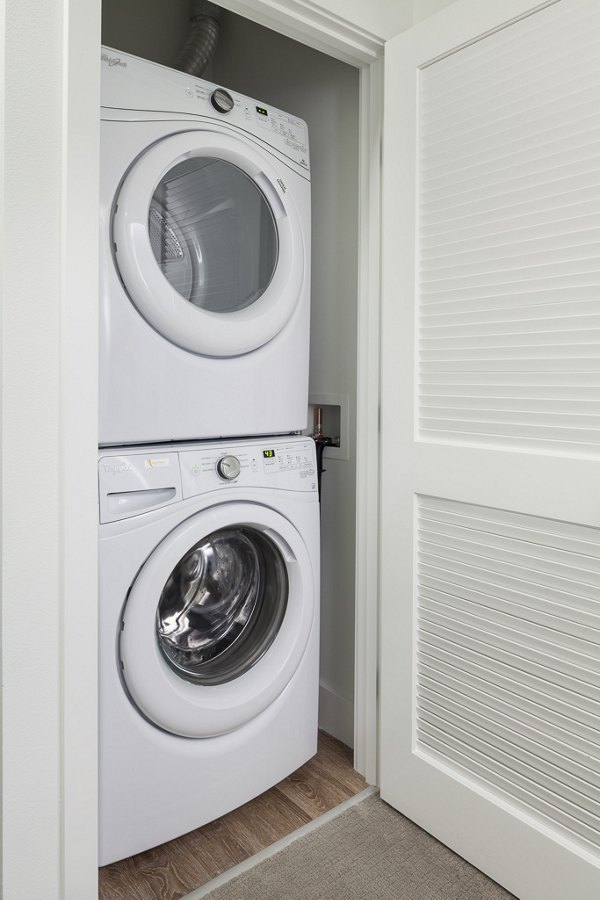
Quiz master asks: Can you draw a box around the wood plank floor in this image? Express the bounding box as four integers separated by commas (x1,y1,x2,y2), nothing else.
99,731,367,900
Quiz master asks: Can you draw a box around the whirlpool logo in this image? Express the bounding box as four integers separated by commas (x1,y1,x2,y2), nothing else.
101,52,127,68
103,462,133,476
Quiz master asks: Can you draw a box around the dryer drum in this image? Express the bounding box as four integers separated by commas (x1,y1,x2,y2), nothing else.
148,157,279,315
148,206,185,262
156,526,288,685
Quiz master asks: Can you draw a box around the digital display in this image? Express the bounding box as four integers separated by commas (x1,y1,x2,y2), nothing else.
256,106,269,117
263,449,275,458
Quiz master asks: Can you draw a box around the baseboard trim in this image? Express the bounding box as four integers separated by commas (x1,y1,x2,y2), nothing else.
319,683,354,748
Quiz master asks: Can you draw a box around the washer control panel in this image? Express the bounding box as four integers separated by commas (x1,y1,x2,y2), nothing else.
216,454,241,480
261,445,315,473
179,438,317,499
99,437,318,523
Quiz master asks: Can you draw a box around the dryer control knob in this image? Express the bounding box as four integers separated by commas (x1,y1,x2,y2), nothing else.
216,455,241,481
211,88,235,114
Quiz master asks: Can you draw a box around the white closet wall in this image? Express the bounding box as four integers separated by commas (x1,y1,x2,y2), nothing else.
413,0,459,25
302,0,457,40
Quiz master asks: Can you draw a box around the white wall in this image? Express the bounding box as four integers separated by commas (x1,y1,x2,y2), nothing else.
303,0,458,40
413,0,459,24
305,0,412,39
212,12,360,747
1,0,100,898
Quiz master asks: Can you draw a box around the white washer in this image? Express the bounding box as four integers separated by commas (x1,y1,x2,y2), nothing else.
99,435,319,865
99,47,311,446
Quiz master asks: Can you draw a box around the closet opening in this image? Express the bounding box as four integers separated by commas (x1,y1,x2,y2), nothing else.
99,0,367,894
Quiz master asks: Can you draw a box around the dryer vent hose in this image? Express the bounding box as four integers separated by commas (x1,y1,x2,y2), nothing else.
173,0,221,78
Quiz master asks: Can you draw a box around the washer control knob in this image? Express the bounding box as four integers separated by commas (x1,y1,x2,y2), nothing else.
211,88,235,114
216,455,241,481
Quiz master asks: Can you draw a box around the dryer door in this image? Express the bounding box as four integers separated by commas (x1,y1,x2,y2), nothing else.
113,130,306,357
119,502,316,737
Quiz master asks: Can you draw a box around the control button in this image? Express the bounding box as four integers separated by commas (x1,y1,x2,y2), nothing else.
211,88,235,114
216,455,241,481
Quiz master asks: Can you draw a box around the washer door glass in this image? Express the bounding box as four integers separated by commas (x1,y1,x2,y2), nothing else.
149,158,279,314
156,526,288,685
119,502,315,737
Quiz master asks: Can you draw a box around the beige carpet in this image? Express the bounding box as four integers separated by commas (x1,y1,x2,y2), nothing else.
202,794,517,900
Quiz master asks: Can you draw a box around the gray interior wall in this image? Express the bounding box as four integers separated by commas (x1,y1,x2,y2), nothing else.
99,3,360,746
101,0,190,65
213,14,359,747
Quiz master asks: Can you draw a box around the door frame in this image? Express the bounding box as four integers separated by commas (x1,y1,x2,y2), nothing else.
1,1,383,897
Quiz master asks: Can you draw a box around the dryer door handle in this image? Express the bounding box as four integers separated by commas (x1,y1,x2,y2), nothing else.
254,172,287,220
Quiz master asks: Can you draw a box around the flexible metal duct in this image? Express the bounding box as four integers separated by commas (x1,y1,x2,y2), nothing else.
173,0,221,78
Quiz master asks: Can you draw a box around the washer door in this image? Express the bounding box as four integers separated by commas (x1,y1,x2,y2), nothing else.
119,503,315,737
113,130,305,358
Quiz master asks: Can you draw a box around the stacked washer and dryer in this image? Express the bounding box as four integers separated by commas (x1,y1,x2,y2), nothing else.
98,47,319,865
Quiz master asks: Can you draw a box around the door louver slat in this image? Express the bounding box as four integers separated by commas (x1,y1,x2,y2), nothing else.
418,0,600,452
418,662,600,762
420,722,600,848
416,496,600,852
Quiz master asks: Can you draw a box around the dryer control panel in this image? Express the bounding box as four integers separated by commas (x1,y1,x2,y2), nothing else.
100,46,310,174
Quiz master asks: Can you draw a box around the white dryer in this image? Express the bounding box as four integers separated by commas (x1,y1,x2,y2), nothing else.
98,435,319,865
99,47,311,446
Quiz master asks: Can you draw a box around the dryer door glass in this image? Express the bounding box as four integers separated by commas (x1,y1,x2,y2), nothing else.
149,158,279,314
156,526,288,685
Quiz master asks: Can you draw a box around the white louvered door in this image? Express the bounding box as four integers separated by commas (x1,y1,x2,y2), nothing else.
379,1,600,898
